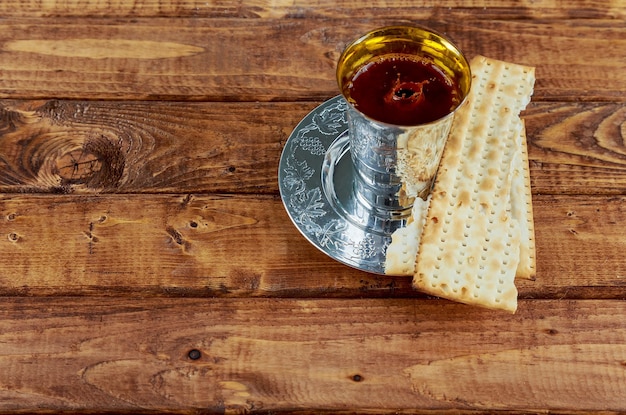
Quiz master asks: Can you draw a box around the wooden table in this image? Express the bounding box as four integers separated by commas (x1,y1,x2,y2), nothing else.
1,1,625,413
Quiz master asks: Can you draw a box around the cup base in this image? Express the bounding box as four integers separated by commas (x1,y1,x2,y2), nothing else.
322,130,412,236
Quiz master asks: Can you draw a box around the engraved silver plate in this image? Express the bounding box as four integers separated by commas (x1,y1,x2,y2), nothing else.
279,96,410,274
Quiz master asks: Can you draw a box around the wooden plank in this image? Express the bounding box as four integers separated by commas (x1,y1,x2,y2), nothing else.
1,0,624,19
0,297,624,412
1,100,626,196
525,101,626,195
1,193,624,298
0,18,624,101
0,100,310,194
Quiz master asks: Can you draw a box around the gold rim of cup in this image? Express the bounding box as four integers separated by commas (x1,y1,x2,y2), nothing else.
336,25,472,126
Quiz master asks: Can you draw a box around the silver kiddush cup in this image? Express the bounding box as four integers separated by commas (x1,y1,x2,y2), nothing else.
336,26,471,235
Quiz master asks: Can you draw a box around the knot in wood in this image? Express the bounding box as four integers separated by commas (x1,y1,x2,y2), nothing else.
53,136,125,191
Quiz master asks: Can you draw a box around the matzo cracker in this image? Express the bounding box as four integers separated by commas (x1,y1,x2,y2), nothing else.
384,196,431,276
511,123,537,280
413,56,535,312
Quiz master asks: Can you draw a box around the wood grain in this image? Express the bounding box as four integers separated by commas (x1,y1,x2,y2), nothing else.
1,0,624,19
0,100,310,194
0,297,624,412
1,193,624,298
1,100,625,195
0,18,624,101
525,101,626,195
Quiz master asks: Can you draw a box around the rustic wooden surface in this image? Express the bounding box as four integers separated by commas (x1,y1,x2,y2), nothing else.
0,0,625,413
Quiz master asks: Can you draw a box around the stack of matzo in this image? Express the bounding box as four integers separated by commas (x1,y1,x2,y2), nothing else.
385,55,536,313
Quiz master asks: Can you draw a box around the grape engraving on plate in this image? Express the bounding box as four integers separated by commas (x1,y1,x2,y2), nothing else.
281,99,383,261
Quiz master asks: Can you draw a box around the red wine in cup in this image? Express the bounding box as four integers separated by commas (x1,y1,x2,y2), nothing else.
345,53,462,126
